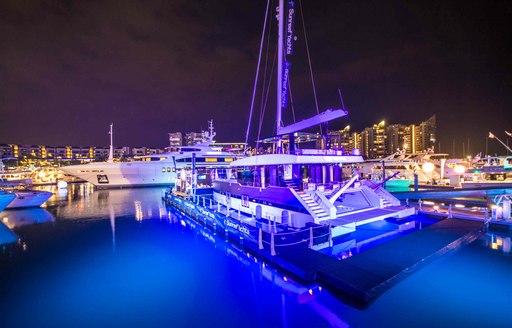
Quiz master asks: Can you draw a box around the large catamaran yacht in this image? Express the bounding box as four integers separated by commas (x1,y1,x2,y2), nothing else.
61,121,243,188
207,0,414,236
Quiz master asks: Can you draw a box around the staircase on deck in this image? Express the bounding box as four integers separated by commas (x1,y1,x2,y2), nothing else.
287,178,415,230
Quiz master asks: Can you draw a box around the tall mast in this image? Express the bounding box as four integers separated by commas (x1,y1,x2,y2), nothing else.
276,0,284,136
108,123,114,163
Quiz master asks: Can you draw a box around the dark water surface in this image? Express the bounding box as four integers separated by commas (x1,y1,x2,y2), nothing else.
1,184,511,328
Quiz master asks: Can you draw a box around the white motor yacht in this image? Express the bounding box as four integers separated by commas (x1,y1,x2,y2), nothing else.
61,121,243,188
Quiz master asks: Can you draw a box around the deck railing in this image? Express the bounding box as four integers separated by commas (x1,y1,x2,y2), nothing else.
165,192,334,256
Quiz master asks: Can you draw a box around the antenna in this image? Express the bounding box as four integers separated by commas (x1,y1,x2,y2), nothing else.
108,123,114,163
338,88,346,111
208,119,216,139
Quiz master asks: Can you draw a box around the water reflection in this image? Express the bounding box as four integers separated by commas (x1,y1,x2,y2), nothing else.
1,208,54,229
483,232,511,255
172,210,348,327
36,183,169,221
1,183,511,327
109,204,116,253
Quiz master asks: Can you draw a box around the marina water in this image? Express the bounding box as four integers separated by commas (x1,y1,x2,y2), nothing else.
1,184,511,327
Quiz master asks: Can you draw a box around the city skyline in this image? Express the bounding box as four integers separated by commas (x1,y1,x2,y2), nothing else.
1,0,511,155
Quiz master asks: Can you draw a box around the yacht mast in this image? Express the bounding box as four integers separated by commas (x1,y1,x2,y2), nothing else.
276,0,284,136
108,123,114,163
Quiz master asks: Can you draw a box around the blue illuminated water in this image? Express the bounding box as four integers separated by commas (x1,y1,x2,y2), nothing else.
1,184,511,327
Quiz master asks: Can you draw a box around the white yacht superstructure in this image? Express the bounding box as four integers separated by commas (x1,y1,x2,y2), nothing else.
61,121,243,188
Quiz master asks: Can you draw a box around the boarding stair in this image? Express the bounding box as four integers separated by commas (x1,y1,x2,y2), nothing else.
296,190,330,221
364,181,400,207
283,179,301,192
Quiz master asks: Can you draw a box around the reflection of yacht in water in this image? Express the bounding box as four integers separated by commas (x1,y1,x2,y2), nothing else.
61,121,243,188
51,186,168,220
0,208,55,229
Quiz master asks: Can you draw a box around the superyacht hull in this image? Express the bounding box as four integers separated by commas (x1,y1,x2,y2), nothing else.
60,162,178,188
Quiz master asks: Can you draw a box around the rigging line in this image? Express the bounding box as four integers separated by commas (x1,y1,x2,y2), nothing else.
257,50,277,150
245,0,271,151
288,76,296,123
338,87,346,110
257,0,275,150
298,0,322,134
259,0,274,124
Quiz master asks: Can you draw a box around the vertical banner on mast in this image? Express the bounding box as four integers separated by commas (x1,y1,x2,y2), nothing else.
281,1,295,109
286,1,296,55
281,60,291,109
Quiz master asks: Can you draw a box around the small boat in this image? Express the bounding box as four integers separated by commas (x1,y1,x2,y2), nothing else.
460,155,512,188
0,190,16,212
2,187,53,209
0,158,33,186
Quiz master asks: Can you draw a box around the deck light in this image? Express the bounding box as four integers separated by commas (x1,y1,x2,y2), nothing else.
422,162,435,173
454,165,465,174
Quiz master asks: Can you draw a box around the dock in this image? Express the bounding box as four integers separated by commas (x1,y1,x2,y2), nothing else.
274,218,482,302
168,192,486,303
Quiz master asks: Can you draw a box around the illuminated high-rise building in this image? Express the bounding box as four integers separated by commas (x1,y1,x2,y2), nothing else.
328,114,436,159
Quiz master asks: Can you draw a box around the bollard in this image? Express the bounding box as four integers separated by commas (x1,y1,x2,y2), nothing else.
202,197,205,207
210,198,212,208
406,198,409,207
503,199,511,220
418,198,422,211
328,225,333,248
258,229,263,250
270,233,276,256
448,204,453,218
309,227,314,248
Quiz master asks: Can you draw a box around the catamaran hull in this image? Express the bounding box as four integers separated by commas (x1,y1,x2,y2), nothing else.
165,193,329,249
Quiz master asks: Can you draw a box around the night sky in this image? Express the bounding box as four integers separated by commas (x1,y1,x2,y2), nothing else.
1,0,511,156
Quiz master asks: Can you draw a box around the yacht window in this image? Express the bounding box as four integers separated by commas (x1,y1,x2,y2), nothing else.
167,167,171,172
241,195,249,208
162,167,166,173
